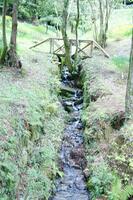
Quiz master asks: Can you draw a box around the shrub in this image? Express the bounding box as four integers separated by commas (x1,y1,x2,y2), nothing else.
109,175,133,200
87,162,113,199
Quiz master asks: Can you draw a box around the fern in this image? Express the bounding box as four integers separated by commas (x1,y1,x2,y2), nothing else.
109,175,133,200
110,176,121,200
120,185,133,200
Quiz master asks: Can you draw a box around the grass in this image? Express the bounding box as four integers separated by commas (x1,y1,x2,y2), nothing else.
0,8,132,55
0,51,67,199
112,56,129,73
0,7,132,199
108,8,133,40
78,8,133,41
0,15,59,55
82,56,132,199
0,15,66,199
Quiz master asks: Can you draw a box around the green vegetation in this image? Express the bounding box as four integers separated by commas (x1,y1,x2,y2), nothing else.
0,52,66,199
0,0,133,199
112,56,129,72
87,162,113,199
82,57,133,199
109,175,133,200
109,9,133,40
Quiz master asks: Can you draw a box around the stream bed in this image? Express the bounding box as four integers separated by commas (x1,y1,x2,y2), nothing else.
51,67,90,200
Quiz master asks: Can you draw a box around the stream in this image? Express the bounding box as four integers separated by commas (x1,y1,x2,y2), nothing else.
51,67,90,200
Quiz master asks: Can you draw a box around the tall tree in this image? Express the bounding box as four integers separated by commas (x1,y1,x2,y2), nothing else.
74,0,80,62
0,0,8,64
7,0,22,68
62,0,72,71
125,27,133,118
98,0,112,48
89,0,118,47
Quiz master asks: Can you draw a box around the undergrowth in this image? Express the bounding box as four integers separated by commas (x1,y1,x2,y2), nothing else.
82,58,133,200
0,53,66,199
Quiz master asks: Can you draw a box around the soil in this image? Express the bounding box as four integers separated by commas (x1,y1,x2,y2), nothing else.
106,38,131,58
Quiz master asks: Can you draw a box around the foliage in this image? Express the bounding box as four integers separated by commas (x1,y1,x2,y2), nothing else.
0,51,66,199
82,56,133,199
82,59,111,108
87,162,113,199
109,175,133,200
108,122,133,183
18,0,59,21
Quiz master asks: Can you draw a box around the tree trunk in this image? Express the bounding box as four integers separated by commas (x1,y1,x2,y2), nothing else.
89,1,98,42
6,0,22,68
62,0,72,71
104,0,112,48
125,28,133,118
98,0,105,47
74,0,80,63
92,0,112,48
0,0,8,64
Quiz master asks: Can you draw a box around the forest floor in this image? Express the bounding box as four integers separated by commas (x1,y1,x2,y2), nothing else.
106,38,131,57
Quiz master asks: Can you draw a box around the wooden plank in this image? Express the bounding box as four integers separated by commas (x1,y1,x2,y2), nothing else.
52,38,93,43
29,37,109,59
54,53,65,57
29,38,93,50
78,42,92,52
52,38,63,41
77,47,88,56
29,38,50,49
70,39,92,43
93,40,110,58
54,45,64,53
77,42,92,56
54,40,62,48
54,41,64,53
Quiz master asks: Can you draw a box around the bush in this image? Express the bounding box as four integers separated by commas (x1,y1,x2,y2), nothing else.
87,162,113,199
109,175,133,200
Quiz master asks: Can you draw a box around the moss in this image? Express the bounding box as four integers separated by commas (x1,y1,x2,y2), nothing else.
0,53,66,199
81,57,133,199
108,121,133,184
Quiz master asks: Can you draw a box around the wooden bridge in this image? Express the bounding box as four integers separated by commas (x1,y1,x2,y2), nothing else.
30,38,110,58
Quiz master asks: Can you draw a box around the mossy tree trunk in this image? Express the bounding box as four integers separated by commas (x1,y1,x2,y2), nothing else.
74,0,80,63
125,28,133,118
0,0,8,64
89,1,98,42
62,0,72,72
89,0,113,48
6,0,22,68
98,0,111,48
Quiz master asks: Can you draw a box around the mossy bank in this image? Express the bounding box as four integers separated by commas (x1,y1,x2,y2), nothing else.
81,57,133,200
0,52,67,200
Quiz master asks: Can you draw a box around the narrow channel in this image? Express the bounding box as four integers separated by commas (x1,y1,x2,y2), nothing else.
51,66,90,200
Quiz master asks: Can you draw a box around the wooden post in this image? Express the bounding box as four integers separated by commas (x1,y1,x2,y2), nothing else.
52,38,54,52
90,41,94,57
50,38,52,53
70,40,72,56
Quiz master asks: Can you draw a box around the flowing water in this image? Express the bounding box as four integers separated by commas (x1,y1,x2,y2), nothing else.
51,67,90,200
